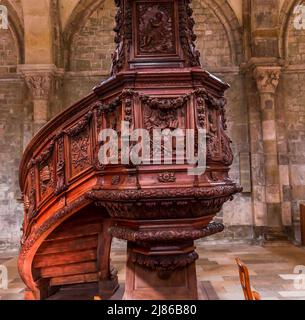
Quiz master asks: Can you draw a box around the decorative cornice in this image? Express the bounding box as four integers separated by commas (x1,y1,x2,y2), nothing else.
109,222,225,242
87,185,241,202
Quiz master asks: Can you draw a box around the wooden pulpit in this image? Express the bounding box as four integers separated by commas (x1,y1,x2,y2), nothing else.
18,0,241,300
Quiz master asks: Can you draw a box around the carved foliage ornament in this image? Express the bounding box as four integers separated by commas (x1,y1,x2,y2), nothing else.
66,112,93,176
111,0,132,75
55,133,68,195
158,172,176,183
24,74,53,100
87,185,241,202
109,222,225,242
140,93,189,132
130,251,199,278
254,67,281,94
178,0,201,66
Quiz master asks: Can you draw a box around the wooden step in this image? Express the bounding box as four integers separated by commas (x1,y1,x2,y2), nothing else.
45,222,102,241
50,272,99,286
39,261,97,278
33,249,97,268
37,235,98,255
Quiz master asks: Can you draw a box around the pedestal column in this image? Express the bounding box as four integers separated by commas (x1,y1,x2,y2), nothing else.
253,66,287,240
110,219,224,300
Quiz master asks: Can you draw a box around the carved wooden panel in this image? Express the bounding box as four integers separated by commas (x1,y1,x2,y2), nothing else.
38,159,55,201
141,95,187,131
67,112,93,179
70,128,91,177
135,0,178,57
55,134,67,195
36,142,56,202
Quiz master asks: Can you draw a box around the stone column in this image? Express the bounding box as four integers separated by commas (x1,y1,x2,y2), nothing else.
19,65,55,134
253,66,286,240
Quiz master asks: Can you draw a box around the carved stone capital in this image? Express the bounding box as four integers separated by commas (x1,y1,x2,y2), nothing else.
24,74,53,100
18,64,57,100
253,66,281,94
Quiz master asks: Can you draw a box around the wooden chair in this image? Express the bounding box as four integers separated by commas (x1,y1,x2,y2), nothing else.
301,204,305,246
235,258,261,300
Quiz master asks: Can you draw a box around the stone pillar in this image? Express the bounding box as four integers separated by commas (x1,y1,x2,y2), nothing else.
253,66,287,240
19,65,55,133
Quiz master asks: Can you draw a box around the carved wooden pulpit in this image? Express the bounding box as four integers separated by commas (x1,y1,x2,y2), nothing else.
18,0,241,300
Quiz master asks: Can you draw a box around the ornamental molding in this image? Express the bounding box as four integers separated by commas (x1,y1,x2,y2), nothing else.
87,184,242,202
109,222,225,242
130,251,199,278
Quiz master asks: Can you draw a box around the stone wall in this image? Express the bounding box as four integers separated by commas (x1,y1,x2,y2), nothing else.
0,25,24,250
0,29,18,75
193,0,233,67
69,0,115,72
280,4,305,242
287,0,305,65
64,0,115,107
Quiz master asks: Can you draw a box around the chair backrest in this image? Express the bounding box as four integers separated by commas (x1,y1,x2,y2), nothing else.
301,204,305,246
235,258,261,301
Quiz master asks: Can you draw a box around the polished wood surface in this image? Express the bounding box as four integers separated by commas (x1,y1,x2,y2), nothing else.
236,258,261,301
301,204,305,246
18,0,240,300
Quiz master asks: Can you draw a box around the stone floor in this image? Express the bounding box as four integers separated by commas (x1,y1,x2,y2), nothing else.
1,242,305,300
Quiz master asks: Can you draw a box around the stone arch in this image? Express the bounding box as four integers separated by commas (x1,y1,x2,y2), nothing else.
279,0,305,63
193,0,243,68
0,0,24,65
50,0,63,68
63,0,116,72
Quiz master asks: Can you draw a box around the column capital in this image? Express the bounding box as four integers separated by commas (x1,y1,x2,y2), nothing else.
253,66,281,94
18,64,57,100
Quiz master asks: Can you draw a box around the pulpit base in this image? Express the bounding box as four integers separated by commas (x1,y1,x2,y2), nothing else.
123,242,198,300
